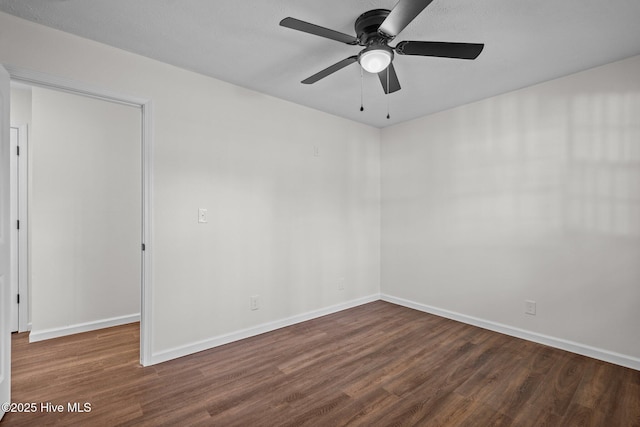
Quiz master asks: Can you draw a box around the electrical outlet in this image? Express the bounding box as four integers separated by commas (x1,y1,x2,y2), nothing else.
525,300,536,315
338,277,345,291
313,145,320,157
198,208,208,223
250,295,260,311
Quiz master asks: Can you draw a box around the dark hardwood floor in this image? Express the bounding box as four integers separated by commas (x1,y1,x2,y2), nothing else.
4,301,640,426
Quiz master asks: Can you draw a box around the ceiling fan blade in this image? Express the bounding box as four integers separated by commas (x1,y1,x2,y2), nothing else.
396,41,484,59
302,56,359,84
378,0,435,38
378,63,401,94
280,17,358,45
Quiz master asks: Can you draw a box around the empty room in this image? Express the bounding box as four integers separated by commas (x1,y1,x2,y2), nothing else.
0,0,639,426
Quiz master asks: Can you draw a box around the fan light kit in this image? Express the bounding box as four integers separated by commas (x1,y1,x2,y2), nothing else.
280,0,484,96
359,45,393,73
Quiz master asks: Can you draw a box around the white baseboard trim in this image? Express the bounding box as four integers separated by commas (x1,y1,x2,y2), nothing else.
148,294,380,366
29,314,141,343
19,322,32,333
381,294,640,371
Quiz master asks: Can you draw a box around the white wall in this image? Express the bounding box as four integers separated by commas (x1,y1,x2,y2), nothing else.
29,86,141,335
9,85,30,127
382,55,640,361
0,12,380,360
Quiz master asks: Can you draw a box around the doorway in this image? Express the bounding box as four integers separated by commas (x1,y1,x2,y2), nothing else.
11,82,142,342
5,65,153,366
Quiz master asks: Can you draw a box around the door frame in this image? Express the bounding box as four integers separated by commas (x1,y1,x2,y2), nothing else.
1,64,11,419
15,125,28,333
9,124,28,332
5,65,154,366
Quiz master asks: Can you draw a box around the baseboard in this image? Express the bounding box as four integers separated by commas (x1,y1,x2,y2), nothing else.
381,294,640,371
19,322,32,333
29,314,141,343
148,294,380,366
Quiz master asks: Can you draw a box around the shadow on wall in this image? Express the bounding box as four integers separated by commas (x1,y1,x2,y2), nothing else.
427,90,640,243
566,93,640,236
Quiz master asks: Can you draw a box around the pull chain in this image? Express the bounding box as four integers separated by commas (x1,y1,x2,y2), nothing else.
360,66,364,112
386,68,391,119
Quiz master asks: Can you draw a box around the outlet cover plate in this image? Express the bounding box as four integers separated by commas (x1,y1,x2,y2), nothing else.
525,300,536,315
250,295,260,311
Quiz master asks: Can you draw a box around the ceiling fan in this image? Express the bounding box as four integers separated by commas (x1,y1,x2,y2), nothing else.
280,0,484,94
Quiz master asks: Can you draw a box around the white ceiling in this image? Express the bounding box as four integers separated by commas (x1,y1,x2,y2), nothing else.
1,0,640,128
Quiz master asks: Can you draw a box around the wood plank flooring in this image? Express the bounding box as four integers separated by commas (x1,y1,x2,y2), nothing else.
4,301,640,426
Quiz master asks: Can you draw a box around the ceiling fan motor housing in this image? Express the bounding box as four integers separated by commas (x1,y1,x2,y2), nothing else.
355,9,392,45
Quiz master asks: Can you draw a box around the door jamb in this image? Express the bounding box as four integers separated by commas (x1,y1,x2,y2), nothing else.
9,124,28,332
16,125,28,333
5,65,154,366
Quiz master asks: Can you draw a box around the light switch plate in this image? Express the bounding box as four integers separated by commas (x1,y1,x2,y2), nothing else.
198,208,207,223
